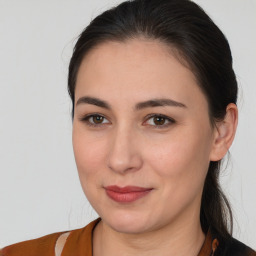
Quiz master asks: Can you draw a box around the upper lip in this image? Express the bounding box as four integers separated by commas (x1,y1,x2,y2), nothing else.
105,185,153,193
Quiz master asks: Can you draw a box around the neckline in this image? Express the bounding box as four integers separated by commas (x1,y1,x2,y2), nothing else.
91,218,214,256
197,229,213,256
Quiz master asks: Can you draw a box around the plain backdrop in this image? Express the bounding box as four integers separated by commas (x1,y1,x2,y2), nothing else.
0,0,255,249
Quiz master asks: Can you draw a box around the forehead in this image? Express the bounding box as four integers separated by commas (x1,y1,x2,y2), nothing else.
75,39,208,111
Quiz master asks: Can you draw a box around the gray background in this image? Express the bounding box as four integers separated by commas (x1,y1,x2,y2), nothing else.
0,0,255,249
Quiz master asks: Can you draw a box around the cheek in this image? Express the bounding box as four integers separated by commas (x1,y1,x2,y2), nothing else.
72,127,106,185
143,129,212,221
146,126,212,187
72,132,108,211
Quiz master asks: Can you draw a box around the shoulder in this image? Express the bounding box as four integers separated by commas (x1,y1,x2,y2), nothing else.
214,235,256,256
0,231,65,256
224,237,256,256
0,218,101,256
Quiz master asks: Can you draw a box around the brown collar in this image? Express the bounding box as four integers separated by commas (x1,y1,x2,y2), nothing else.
198,229,220,256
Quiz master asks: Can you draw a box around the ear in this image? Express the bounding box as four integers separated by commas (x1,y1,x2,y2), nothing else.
210,103,238,161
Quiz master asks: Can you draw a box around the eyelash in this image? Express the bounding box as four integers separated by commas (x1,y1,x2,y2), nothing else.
79,113,175,129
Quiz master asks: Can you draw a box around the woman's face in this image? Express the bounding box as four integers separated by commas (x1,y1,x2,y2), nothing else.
72,39,216,234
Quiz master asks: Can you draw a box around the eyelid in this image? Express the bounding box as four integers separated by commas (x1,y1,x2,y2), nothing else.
78,112,111,128
143,113,175,128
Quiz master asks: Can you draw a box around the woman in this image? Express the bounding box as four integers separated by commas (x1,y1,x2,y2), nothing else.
1,0,255,255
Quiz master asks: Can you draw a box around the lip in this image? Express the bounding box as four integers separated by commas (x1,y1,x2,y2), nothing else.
105,185,153,203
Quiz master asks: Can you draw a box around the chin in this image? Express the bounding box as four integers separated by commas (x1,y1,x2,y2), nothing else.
102,211,155,234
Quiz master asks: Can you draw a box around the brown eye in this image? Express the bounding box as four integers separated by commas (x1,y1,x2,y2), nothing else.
153,116,166,125
145,114,175,129
92,115,104,124
79,114,110,128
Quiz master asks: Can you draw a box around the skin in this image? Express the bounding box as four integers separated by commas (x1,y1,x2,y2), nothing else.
72,39,238,256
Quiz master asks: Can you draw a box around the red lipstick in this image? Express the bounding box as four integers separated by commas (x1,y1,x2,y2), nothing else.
105,185,153,203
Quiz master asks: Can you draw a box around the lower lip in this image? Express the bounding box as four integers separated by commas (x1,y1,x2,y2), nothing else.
105,189,152,203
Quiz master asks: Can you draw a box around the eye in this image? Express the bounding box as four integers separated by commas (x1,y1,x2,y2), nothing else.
79,114,110,128
144,114,175,129
79,113,175,129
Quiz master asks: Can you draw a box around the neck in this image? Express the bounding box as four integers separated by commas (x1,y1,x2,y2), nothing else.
93,212,206,256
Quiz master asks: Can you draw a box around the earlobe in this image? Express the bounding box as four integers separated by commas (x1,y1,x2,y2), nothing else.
210,103,238,161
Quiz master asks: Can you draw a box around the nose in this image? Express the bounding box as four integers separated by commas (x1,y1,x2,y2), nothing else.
107,126,143,175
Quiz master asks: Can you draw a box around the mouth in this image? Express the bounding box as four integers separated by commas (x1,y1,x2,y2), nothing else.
104,185,153,203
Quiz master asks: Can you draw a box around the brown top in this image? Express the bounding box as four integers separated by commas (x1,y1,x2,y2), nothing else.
1,218,255,256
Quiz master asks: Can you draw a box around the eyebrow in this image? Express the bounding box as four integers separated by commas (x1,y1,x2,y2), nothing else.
76,96,187,111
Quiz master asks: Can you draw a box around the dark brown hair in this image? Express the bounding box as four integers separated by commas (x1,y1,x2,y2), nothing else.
68,0,237,242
